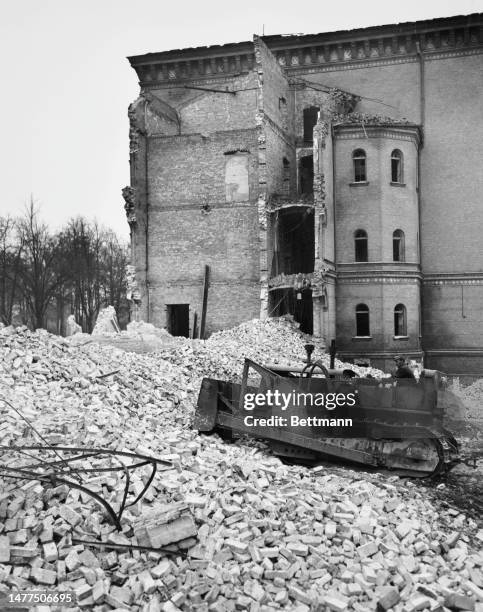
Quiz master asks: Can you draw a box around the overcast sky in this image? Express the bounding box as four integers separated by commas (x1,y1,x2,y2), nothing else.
1,0,481,240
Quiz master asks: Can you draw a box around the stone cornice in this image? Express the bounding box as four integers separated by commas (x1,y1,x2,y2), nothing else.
425,348,483,355
336,263,423,283
266,14,482,72
263,14,482,48
423,272,483,285
129,49,256,86
129,14,482,85
338,350,423,358
337,277,421,284
334,124,422,145
128,40,253,64
284,47,483,76
337,262,421,272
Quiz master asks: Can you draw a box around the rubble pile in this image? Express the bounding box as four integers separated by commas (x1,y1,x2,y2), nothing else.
77,319,177,354
155,318,386,386
92,307,121,335
0,323,482,611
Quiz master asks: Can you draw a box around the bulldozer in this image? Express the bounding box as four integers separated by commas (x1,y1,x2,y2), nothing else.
195,345,459,477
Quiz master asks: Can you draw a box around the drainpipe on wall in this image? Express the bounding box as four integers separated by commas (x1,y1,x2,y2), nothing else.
416,42,424,362
144,99,150,323
331,123,337,344
331,123,337,267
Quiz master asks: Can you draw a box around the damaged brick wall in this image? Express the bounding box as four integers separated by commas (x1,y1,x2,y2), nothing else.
128,67,262,334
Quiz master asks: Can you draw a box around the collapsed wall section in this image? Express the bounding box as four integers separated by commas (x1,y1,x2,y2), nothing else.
126,59,262,336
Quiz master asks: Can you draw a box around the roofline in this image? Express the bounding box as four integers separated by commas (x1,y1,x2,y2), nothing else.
262,12,483,49
128,40,253,67
127,12,482,65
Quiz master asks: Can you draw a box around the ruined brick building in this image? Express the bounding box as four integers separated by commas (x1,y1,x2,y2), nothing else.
124,13,483,374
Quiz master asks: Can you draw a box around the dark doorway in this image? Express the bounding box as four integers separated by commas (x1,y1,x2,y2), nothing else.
299,155,314,195
167,304,189,337
269,288,313,335
303,107,319,143
295,288,313,334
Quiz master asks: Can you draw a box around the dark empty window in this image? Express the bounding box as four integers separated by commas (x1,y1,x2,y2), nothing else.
391,149,403,183
356,304,370,336
393,229,405,262
166,304,189,337
354,229,368,262
300,155,314,195
353,149,366,182
394,303,407,336
303,106,319,143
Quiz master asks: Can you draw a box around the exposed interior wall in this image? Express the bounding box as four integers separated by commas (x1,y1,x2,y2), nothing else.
270,207,315,276
290,62,420,122
254,36,293,134
129,65,262,335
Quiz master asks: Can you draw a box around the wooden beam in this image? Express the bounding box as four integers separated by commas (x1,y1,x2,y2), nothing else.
199,265,210,339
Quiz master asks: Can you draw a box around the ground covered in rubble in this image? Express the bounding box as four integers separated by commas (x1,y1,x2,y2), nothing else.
0,320,482,612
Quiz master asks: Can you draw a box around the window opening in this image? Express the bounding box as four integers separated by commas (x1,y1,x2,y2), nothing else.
391,149,403,183
393,229,405,262
354,229,368,262
356,304,370,336
394,303,407,336
353,149,366,182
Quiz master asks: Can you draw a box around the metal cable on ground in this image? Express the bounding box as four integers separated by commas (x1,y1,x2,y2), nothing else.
0,446,172,530
0,397,84,483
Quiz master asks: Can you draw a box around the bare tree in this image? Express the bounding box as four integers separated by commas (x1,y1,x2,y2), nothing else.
0,216,24,325
59,218,129,332
99,230,129,325
0,205,128,333
16,201,64,329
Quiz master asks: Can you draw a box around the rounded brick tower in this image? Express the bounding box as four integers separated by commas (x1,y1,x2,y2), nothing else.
333,123,422,371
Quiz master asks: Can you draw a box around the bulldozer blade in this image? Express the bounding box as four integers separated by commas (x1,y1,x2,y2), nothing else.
194,378,245,432
194,378,222,431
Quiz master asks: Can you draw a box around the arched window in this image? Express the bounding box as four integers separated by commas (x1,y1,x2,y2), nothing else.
356,304,370,336
393,229,405,262
354,229,368,262
394,303,407,336
391,149,403,183
353,149,366,182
